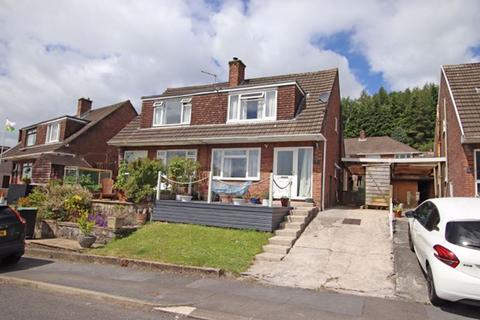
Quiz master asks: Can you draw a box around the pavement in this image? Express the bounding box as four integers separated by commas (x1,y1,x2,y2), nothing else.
246,208,396,298
393,218,429,303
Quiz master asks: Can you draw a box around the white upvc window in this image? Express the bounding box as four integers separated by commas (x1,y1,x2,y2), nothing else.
22,162,33,179
124,150,148,163
228,89,277,122
394,153,413,159
211,148,261,180
46,122,60,143
153,98,191,126
475,150,480,196
26,128,37,146
157,149,197,166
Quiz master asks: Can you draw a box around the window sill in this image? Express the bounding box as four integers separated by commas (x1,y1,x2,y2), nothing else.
151,123,190,128
226,119,276,125
213,177,261,182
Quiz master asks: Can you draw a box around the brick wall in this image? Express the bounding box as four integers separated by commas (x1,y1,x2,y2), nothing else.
392,180,418,208
62,118,85,140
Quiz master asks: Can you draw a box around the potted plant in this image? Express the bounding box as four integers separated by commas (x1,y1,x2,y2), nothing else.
246,192,260,205
78,211,96,248
167,157,200,202
280,196,290,207
219,194,232,204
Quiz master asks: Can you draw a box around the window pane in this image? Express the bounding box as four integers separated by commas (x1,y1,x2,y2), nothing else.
265,91,276,118
245,100,259,119
297,148,312,197
229,95,239,120
166,151,187,164
154,107,164,125
124,150,147,162
248,150,259,178
224,150,246,156
446,221,480,248
213,150,222,176
223,157,247,178
165,100,182,124
182,104,191,124
277,151,293,175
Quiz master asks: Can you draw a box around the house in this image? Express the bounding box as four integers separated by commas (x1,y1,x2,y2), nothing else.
2,99,137,184
435,62,480,197
109,57,342,209
343,131,442,208
0,146,12,190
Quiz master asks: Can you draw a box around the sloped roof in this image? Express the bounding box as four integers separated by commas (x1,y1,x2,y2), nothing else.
3,100,132,160
344,136,420,156
110,69,338,146
442,62,480,138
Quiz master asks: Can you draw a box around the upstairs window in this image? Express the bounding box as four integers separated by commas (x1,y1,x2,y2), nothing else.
153,98,191,126
26,128,37,146
46,122,60,143
394,154,413,159
228,90,277,122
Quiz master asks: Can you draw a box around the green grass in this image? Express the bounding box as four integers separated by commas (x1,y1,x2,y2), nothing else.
92,222,272,274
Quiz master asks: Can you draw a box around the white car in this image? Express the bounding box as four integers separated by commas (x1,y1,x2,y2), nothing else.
406,198,480,306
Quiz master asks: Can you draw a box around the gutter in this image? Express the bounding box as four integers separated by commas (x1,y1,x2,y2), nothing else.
461,136,480,144
2,151,76,161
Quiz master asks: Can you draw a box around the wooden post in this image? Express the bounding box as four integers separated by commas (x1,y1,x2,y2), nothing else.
207,171,213,203
269,172,273,207
156,171,162,201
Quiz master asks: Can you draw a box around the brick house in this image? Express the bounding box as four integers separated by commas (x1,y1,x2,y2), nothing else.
109,58,343,209
2,99,137,184
435,62,480,197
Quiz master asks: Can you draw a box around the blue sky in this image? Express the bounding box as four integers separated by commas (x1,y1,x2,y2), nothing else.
0,0,479,146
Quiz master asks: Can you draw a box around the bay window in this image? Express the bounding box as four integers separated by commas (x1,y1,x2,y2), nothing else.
212,148,260,180
153,98,191,126
157,149,197,166
46,122,60,143
228,90,277,122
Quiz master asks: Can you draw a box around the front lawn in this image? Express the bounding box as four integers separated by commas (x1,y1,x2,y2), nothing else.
92,222,272,274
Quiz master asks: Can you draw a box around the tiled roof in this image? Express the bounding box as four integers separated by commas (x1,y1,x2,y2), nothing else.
111,69,338,146
443,62,480,138
2,101,131,160
344,136,420,156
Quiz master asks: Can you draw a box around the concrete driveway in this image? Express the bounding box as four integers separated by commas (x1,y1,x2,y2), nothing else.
247,208,395,298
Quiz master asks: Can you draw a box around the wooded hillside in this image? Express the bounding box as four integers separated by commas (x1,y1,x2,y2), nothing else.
342,84,438,151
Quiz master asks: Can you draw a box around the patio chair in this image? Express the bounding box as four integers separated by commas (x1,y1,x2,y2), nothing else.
100,178,116,199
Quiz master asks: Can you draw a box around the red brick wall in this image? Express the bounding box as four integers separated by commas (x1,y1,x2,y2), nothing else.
32,157,52,184
62,118,85,140
68,102,137,176
438,73,477,196
321,71,342,208
393,180,418,208
277,85,297,120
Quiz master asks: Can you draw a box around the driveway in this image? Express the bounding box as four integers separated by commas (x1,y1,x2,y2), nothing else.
247,208,395,298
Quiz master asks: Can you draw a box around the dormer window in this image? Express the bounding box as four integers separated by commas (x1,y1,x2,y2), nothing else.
46,122,60,143
153,98,191,126
26,128,37,146
228,90,277,122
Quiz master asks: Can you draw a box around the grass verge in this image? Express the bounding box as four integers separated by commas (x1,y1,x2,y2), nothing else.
92,222,272,274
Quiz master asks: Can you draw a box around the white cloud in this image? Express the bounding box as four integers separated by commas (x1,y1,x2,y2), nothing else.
0,0,479,146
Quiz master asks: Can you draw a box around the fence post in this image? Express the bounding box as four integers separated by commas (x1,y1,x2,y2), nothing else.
156,171,162,201
288,177,292,204
389,185,394,240
188,177,192,195
207,171,213,203
269,173,273,207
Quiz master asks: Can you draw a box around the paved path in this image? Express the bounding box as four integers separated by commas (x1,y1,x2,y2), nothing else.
247,209,395,297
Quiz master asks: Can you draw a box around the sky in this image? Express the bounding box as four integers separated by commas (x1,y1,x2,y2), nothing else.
0,0,479,146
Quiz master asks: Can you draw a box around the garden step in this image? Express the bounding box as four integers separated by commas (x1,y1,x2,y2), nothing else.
275,229,300,237
291,201,314,208
255,252,284,262
269,236,296,247
279,221,304,230
290,209,309,216
285,215,308,223
262,244,290,255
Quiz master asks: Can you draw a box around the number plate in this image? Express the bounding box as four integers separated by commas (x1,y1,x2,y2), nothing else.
0,229,7,237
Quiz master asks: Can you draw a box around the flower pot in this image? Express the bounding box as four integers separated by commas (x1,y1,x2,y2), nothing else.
262,199,270,206
280,198,289,207
136,210,148,225
249,198,260,205
176,194,182,201
233,198,245,206
220,194,232,204
107,216,125,230
79,235,97,248
179,195,192,202
395,211,403,218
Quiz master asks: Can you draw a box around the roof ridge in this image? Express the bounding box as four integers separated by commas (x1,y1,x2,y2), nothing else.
442,61,480,69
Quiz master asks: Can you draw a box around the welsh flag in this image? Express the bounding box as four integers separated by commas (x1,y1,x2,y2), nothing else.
5,119,15,132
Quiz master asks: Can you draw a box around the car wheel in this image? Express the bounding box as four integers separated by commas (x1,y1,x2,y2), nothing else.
2,253,22,265
408,228,414,252
426,264,446,306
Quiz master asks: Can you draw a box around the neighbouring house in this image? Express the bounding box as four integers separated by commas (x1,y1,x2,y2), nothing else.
0,146,12,194
109,57,343,209
435,62,480,197
342,131,443,208
2,98,137,184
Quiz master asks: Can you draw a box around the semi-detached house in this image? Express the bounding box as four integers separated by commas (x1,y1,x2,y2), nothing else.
109,58,343,209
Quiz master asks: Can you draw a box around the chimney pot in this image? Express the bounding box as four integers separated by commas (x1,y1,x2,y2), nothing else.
77,98,92,117
228,57,246,87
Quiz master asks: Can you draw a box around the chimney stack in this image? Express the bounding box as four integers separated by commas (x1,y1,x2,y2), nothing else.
228,57,246,87
358,129,367,141
77,98,92,117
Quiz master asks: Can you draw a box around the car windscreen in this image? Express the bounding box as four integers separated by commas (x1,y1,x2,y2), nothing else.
445,221,480,250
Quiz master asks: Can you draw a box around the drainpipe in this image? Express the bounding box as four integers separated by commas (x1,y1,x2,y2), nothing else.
322,138,327,211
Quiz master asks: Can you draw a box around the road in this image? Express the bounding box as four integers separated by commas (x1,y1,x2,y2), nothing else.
1,256,480,320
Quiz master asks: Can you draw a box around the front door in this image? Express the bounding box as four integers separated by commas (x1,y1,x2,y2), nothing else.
273,147,313,199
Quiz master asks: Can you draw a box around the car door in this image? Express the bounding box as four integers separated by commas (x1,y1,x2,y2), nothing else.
414,202,441,271
412,202,432,269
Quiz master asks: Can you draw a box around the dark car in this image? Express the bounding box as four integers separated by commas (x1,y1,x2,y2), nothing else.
0,205,26,265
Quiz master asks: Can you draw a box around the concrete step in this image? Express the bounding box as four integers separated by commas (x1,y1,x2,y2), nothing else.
255,252,284,262
291,201,314,208
262,244,290,255
285,215,308,223
269,236,296,246
275,229,300,238
279,221,304,230
290,209,309,216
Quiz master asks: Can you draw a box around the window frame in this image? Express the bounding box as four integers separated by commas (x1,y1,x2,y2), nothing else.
21,162,33,179
475,149,480,196
152,98,192,127
211,147,261,181
156,149,197,166
227,89,277,123
45,122,60,143
26,128,37,146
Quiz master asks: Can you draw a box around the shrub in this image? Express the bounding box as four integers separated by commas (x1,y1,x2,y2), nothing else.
78,211,95,236
65,174,101,193
38,183,92,222
167,157,200,194
119,159,164,203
